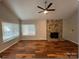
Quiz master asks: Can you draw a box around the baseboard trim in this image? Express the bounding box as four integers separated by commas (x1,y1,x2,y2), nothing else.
68,40,78,45
0,40,19,53
21,39,47,40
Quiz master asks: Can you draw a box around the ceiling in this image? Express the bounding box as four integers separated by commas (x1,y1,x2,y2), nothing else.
2,0,78,20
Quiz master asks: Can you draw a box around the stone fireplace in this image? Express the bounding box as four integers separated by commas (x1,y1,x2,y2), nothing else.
47,20,63,40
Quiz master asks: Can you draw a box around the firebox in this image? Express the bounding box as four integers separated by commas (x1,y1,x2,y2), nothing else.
50,32,59,39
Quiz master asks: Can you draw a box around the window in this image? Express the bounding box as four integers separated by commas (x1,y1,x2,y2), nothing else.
22,24,36,36
2,22,19,42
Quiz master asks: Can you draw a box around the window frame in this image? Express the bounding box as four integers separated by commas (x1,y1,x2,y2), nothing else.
22,24,36,36
2,22,20,42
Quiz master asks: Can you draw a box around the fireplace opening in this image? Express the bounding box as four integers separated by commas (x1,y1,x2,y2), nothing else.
50,32,59,39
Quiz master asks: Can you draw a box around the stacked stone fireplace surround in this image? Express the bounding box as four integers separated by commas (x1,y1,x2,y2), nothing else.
47,19,63,40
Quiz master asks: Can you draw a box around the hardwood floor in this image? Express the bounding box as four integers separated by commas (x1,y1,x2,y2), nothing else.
0,40,78,58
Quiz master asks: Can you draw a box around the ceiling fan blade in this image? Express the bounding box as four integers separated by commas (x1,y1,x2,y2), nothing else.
47,9,55,11
38,11,44,13
46,3,52,9
37,6,45,10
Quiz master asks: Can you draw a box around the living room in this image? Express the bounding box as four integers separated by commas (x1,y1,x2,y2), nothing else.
0,0,78,58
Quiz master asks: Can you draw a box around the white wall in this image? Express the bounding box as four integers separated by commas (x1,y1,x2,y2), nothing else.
21,20,47,40
63,10,78,44
78,3,79,45
0,3,20,53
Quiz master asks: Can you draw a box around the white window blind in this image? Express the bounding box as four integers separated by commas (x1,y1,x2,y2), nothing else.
22,24,36,36
2,22,19,42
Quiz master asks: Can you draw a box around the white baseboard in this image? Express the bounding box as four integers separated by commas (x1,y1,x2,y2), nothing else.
0,40,19,53
21,38,47,40
69,40,78,45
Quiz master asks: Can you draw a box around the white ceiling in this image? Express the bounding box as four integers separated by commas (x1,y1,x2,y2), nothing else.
3,0,78,20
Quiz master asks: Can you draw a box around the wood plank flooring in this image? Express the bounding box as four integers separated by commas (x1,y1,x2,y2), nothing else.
0,40,78,58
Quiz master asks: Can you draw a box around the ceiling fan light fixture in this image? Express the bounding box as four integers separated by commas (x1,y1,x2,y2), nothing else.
44,10,48,14
37,0,55,14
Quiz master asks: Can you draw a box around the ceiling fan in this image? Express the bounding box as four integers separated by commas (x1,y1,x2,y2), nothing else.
37,1,55,14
